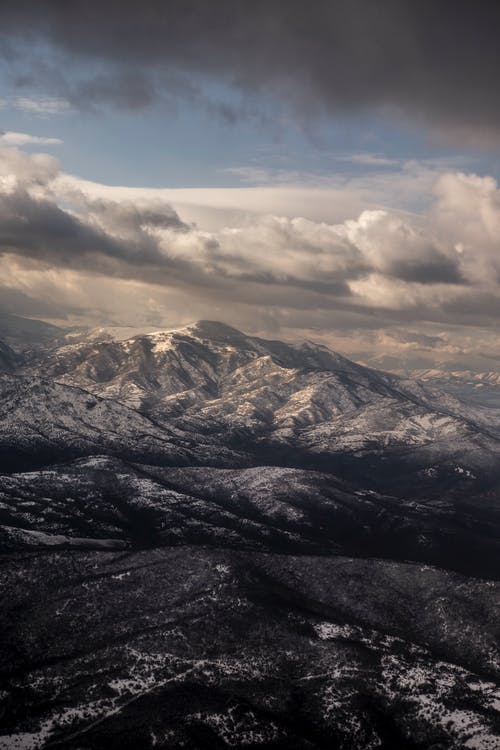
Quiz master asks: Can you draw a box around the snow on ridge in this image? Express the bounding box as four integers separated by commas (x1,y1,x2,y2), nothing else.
0,525,127,549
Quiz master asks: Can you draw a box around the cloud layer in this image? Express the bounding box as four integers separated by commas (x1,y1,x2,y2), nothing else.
2,146,500,368
1,1,500,140
0,147,465,294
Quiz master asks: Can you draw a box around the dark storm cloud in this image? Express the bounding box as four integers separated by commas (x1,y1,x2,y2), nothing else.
0,187,210,289
0,189,185,267
0,1,500,137
386,253,464,285
442,292,500,325
0,180,358,299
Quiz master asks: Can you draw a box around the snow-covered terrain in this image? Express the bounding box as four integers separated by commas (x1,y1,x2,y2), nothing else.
404,367,500,409
0,317,499,749
16,319,500,481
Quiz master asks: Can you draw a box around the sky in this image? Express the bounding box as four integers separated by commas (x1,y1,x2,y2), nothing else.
1,0,500,370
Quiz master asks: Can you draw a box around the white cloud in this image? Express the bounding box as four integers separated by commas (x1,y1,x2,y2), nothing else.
335,153,402,167
57,158,446,230
0,131,62,146
13,97,71,115
431,171,500,284
0,147,60,191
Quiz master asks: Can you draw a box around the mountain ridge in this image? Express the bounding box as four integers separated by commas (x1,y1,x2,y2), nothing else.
1,318,500,749
14,319,500,476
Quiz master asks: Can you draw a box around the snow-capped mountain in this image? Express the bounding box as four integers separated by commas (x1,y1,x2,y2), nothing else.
1,318,500,750
411,369,500,387
0,373,247,472
404,367,500,409
19,319,500,483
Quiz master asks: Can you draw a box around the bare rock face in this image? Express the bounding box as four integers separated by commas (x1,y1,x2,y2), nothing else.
1,319,499,749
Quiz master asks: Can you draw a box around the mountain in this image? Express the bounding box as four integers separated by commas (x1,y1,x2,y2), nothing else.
0,340,18,371
3,454,498,577
0,312,65,351
0,373,245,472
21,319,500,488
2,546,499,750
411,369,500,387
404,367,500,409
1,321,499,749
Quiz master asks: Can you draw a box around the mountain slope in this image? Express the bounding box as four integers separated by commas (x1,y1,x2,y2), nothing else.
0,340,18,371
1,321,500,749
0,373,244,472
25,321,500,487
404,367,500,409
2,456,499,577
1,547,499,750
0,312,65,351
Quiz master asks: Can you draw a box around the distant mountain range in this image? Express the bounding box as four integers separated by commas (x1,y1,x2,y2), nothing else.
401,367,500,409
0,311,65,350
1,316,499,749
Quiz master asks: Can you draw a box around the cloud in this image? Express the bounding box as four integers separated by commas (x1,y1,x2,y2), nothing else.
0,2,500,141
376,329,450,351
2,146,500,368
0,147,60,187
0,130,62,146
0,149,453,301
58,158,450,228
0,149,485,295
12,97,71,115
0,285,68,318
335,154,402,168
343,210,464,284
0,159,193,285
